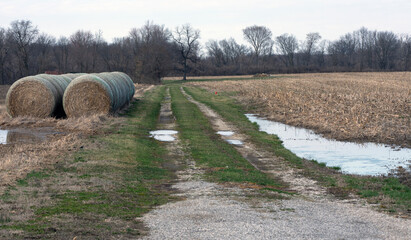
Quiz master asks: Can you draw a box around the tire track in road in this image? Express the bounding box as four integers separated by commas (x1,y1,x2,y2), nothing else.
180,86,327,199
141,87,411,240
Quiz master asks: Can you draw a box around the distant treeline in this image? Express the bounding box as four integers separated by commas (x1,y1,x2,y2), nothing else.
1,20,411,84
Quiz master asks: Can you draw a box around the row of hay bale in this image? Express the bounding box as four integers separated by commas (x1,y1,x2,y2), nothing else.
6,72,135,118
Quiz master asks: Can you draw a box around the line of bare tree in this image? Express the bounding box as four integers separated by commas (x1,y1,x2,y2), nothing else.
1,20,411,85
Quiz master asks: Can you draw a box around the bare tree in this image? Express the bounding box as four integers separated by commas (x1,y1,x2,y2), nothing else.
301,32,321,66
206,40,225,67
130,21,173,83
69,30,94,72
327,33,356,68
242,25,273,63
172,24,200,80
0,28,9,84
8,20,38,77
399,34,411,71
53,36,70,73
374,31,399,70
220,38,248,65
34,33,55,73
275,33,299,67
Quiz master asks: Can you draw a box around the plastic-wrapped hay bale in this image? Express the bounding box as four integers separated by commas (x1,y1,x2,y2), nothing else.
63,74,113,118
62,73,86,80
113,71,135,100
63,72,135,117
6,74,71,118
94,72,127,111
36,74,72,117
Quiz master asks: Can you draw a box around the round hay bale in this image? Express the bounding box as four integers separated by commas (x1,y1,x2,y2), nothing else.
113,72,135,100
63,74,113,118
6,76,59,118
93,72,123,111
35,74,72,117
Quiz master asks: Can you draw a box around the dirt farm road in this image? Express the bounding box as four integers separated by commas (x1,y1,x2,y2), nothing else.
141,87,411,239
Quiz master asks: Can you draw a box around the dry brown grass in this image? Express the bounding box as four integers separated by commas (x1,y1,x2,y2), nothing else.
188,72,411,147
0,84,155,194
163,75,254,80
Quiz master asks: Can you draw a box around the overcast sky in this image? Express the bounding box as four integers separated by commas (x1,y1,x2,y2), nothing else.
0,0,410,45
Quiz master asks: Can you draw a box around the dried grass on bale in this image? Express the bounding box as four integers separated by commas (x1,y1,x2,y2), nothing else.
94,72,124,110
6,74,71,118
63,72,135,117
63,75,112,118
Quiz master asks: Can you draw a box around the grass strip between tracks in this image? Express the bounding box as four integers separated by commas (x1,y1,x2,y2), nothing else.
169,85,286,192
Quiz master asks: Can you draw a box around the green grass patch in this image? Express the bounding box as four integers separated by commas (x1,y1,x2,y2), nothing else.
169,86,284,190
17,171,51,187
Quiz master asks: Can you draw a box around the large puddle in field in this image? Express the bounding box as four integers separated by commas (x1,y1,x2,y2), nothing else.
246,114,411,176
0,128,60,145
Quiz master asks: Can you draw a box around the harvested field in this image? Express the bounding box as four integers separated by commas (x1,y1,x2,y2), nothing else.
188,72,411,147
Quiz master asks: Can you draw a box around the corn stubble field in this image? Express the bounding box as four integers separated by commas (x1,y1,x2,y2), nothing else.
189,72,411,147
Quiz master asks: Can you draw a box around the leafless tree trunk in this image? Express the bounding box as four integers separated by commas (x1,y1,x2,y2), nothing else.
399,34,411,71
172,24,200,80
8,20,38,77
0,28,9,84
275,34,299,68
301,32,321,66
243,25,273,65
69,30,94,72
375,31,399,70
34,33,55,73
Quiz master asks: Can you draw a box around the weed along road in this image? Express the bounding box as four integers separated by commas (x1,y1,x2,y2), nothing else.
0,80,410,239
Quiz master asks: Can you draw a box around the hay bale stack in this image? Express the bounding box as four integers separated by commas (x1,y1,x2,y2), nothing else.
6,74,71,118
63,72,135,117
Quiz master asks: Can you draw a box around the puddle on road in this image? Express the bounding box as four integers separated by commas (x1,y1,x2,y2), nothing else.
217,131,235,136
246,114,411,176
0,128,61,145
150,130,178,142
226,139,243,145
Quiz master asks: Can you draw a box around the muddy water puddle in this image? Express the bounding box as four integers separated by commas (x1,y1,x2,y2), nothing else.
246,114,411,175
150,130,178,142
0,127,62,145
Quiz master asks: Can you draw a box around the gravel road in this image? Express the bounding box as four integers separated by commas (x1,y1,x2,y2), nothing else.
142,180,411,240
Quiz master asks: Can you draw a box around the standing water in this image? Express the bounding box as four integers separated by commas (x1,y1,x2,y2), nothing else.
246,114,411,175
0,128,60,145
0,130,7,144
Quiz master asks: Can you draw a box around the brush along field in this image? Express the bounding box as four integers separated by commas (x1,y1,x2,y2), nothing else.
188,72,411,147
